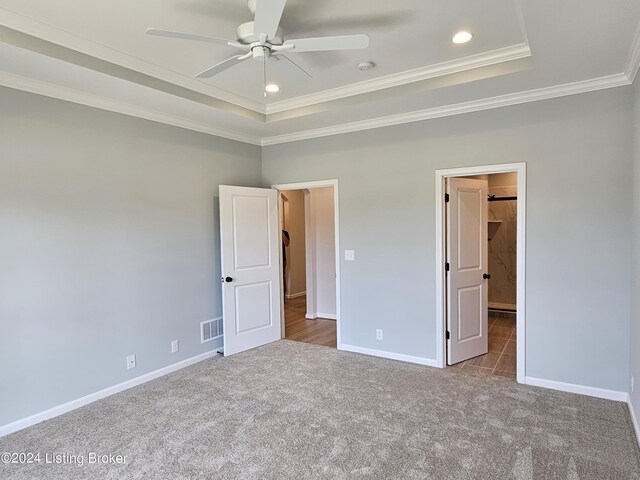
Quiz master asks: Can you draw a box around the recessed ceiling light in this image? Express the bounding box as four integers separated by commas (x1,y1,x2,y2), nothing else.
265,83,280,93
452,31,474,44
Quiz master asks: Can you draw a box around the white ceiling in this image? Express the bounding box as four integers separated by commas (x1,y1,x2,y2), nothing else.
0,0,639,145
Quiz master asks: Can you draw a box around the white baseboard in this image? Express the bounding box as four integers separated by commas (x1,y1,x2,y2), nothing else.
628,397,640,448
524,376,628,402
305,312,337,320
285,291,306,300
0,349,220,438
488,302,516,311
339,343,439,368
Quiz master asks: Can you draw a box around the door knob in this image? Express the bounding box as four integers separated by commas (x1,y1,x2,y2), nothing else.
225,276,233,283
483,273,491,280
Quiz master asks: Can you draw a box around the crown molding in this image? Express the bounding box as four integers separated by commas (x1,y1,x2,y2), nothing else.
625,19,640,83
265,43,532,115
0,6,266,115
261,73,630,146
2,69,628,149
0,71,262,145
2,65,629,149
1,5,535,120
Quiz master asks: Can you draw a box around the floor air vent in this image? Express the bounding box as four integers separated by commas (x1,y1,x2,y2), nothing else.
201,318,223,344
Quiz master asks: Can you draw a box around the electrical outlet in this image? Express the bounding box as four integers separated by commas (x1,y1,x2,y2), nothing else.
171,340,179,354
345,250,355,261
632,375,635,393
376,329,383,340
126,354,136,370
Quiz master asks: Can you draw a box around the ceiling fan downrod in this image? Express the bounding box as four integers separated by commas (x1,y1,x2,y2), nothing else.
263,52,267,97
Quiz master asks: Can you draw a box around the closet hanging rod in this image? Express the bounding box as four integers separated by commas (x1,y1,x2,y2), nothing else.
488,195,517,202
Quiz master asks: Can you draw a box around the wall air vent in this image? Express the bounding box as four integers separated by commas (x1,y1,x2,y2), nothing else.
201,318,223,344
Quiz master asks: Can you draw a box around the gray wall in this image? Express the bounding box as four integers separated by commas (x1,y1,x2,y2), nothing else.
1,82,636,428
0,87,262,425
631,79,640,414
310,187,336,318
263,87,633,392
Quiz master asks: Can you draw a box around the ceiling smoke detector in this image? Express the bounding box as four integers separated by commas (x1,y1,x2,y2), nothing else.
356,60,376,71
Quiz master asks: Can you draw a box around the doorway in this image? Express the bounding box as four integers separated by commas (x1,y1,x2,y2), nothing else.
273,180,341,349
435,163,526,383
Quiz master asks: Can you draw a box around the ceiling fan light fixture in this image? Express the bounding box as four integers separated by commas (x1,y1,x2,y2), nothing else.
452,31,474,44
145,0,370,94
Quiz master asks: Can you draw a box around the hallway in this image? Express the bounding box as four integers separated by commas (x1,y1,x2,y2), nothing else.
284,296,336,348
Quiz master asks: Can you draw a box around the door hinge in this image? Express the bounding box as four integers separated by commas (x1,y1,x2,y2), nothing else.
445,262,450,272
446,331,450,340
445,193,450,203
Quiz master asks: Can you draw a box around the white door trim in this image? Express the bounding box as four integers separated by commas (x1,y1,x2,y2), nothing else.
271,180,342,347
435,163,526,383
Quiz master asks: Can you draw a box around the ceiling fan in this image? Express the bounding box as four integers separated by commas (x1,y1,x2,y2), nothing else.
146,0,369,93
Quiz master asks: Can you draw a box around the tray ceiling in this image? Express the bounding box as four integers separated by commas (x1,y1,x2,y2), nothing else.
0,0,638,145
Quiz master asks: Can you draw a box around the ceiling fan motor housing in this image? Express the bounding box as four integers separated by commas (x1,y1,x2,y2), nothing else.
145,0,369,80
237,22,283,46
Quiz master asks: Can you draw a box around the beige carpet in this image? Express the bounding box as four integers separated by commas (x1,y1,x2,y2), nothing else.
1,340,639,479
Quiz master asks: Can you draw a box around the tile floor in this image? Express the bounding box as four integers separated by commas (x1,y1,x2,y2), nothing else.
452,311,517,380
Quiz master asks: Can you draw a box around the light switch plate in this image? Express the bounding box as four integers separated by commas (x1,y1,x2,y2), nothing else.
345,250,355,261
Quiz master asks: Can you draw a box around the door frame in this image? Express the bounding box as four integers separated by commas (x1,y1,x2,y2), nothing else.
278,193,290,297
271,179,342,347
435,163,526,383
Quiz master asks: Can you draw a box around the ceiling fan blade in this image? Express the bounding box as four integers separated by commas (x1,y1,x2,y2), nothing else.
145,28,246,50
195,55,249,78
274,54,313,79
253,0,287,39
283,34,369,53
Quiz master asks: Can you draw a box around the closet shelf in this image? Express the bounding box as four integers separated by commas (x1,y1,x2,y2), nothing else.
488,220,503,241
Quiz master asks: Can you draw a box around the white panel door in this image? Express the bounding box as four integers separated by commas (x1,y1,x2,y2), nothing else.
447,177,489,365
219,185,281,356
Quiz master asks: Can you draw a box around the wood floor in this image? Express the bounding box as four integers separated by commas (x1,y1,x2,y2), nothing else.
284,296,336,348
451,311,517,380
284,298,514,376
